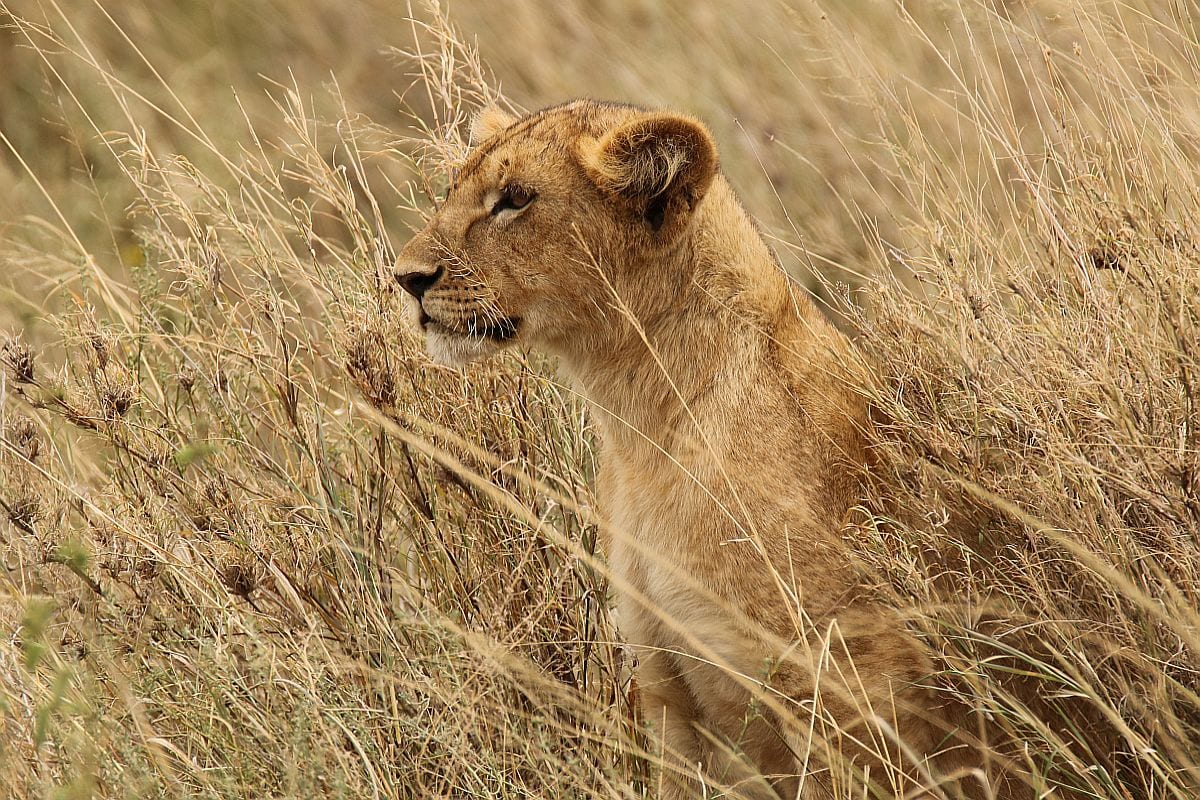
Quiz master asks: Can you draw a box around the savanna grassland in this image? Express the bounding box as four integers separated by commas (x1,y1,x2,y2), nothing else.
1,1,1199,798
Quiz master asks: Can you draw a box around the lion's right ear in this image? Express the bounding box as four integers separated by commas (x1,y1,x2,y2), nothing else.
580,112,717,239
470,105,518,144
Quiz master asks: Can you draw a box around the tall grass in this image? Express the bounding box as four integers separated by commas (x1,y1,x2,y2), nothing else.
1,0,1198,798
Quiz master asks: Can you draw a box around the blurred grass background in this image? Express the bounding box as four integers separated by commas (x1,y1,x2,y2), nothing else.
2,1,1199,798
0,0,1025,332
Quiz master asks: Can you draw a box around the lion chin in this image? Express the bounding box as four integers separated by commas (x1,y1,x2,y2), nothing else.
423,328,509,366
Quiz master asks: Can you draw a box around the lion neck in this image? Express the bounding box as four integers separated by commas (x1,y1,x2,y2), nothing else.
553,179,812,456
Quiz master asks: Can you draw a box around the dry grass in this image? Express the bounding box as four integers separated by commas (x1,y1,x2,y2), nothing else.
1,0,1198,797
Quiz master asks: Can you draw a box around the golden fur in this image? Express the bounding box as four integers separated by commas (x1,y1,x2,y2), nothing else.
395,101,1001,799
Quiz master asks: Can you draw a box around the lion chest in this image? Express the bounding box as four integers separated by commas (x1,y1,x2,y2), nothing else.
598,447,763,635
596,434,852,654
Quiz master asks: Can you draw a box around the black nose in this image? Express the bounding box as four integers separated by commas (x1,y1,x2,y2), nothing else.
395,264,443,300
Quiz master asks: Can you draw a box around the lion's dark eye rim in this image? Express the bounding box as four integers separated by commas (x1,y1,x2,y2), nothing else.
490,184,536,216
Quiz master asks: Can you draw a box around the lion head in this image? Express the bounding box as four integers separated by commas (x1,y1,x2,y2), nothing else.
393,100,718,365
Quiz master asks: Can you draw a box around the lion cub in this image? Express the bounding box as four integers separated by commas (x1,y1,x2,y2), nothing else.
395,101,987,799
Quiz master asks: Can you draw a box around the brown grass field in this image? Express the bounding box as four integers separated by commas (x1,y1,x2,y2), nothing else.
1,0,1199,797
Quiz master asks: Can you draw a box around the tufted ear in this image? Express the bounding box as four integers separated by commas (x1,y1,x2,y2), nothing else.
470,104,518,144
581,112,717,238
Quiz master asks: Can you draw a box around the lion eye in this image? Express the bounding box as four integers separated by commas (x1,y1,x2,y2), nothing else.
490,184,535,216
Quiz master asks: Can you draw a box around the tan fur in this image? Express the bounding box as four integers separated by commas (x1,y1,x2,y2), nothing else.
469,104,518,144
395,101,1005,799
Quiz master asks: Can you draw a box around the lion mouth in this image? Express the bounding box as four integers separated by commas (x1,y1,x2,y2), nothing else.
420,310,520,342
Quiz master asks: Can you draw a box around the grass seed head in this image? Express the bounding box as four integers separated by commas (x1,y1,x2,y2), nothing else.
2,338,35,384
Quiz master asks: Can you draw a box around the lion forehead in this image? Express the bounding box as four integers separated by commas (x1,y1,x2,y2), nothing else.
451,100,647,188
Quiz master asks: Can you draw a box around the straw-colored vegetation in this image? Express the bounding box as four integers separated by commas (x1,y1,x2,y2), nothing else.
1,0,1197,797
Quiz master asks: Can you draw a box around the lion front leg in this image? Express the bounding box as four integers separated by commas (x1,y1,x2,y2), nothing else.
636,647,713,799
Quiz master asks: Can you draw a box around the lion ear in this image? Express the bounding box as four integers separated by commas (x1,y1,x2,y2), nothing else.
581,112,717,237
470,105,518,144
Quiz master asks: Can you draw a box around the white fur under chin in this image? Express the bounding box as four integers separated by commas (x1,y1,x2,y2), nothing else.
424,329,505,366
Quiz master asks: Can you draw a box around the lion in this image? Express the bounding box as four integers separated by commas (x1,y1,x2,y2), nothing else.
394,100,1004,799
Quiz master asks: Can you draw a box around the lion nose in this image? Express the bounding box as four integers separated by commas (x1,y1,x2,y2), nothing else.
394,263,444,300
